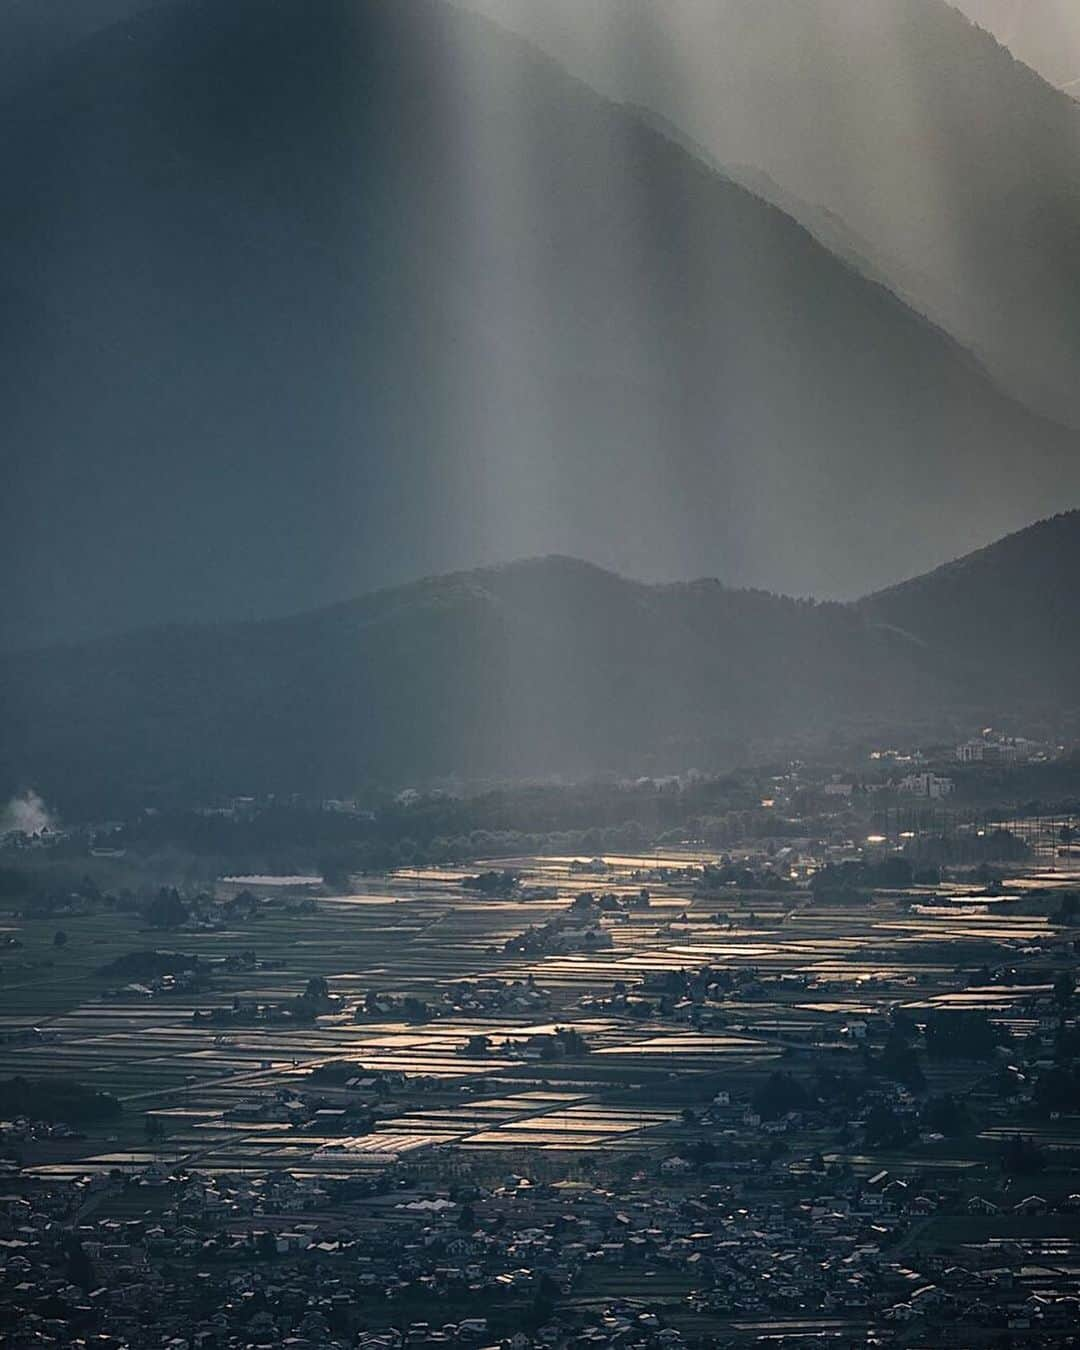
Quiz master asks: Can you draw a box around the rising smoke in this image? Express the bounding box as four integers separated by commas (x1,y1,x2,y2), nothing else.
1,789,56,837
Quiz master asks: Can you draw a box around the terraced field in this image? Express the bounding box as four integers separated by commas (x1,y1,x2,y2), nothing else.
2,856,1078,1186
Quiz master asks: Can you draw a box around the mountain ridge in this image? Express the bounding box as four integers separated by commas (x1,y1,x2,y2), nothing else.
3,513,1076,808
457,0,1080,429
2,0,1079,647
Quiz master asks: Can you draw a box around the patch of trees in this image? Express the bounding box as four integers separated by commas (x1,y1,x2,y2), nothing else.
195,976,336,1027
318,857,353,890
752,1070,808,1120
571,889,650,916
461,870,519,896
685,1138,720,1168
0,870,109,917
810,856,914,899
910,828,1031,867
951,753,1080,806
0,867,33,899
924,1009,1010,1060
699,862,792,892
144,887,190,929
98,949,200,979
641,964,741,999
111,792,671,870
1054,1025,1080,1060
223,889,261,918
864,1101,918,1149
877,1033,926,1090
921,1093,974,1137
308,1060,379,1085
1001,1133,1045,1175
550,1026,590,1057
62,1233,96,1290
355,990,433,1024
0,1075,121,1123
1034,1065,1080,1115
91,771,791,871
811,1065,865,1109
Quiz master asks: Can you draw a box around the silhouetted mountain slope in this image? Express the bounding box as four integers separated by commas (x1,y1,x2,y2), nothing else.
858,510,1080,705
3,518,1077,806
2,0,1078,647
949,0,1080,92
460,0,1080,428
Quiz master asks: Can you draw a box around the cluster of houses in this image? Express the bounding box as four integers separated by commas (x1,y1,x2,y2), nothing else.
5,1147,1080,1348
502,919,613,958
355,980,553,1027
0,1165,692,1347
955,735,1046,765
1,1118,86,1147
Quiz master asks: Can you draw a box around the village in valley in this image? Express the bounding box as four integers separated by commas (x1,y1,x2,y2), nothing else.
8,0,1080,1344
1,732,1080,1349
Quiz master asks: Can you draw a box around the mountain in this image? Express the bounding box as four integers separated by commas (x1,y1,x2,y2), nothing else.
3,515,1077,807
2,0,1079,648
456,0,1080,429
948,0,1080,92
858,510,1080,706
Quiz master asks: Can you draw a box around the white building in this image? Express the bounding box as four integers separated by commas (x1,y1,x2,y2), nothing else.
899,772,953,799
957,735,1042,765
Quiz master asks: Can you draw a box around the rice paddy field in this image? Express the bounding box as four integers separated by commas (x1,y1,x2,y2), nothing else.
2,856,1079,1186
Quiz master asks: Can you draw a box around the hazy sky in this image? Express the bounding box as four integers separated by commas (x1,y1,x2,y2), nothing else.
1,1,1077,101
1,1,1077,102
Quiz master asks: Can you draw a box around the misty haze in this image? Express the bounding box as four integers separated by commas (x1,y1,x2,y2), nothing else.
1,3,1079,1348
